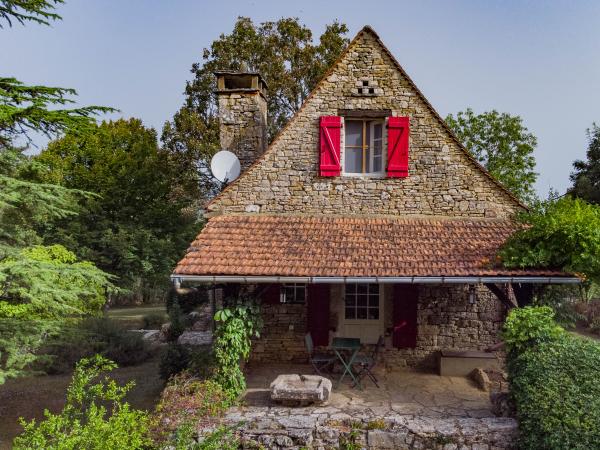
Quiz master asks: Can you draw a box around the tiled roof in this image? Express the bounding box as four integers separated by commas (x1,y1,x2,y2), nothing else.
174,214,567,278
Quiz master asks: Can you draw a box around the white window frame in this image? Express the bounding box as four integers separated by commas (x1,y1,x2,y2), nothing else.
341,118,387,177
280,283,307,304
343,283,381,321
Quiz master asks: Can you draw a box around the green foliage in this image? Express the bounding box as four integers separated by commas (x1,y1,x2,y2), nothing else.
0,77,116,148
212,301,262,401
142,312,167,329
162,17,349,202
503,306,564,354
151,373,230,444
499,196,600,283
171,423,239,450
508,333,600,449
570,123,600,204
0,246,114,381
159,344,215,381
445,108,538,204
167,301,186,342
534,285,586,329
13,355,151,449
0,0,63,27
36,118,198,301
43,317,152,374
167,286,210,314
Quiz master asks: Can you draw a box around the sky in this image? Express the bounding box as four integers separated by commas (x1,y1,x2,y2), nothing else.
3,0,600,196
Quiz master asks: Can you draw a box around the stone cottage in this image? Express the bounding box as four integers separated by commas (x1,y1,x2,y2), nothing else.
173,26,578,369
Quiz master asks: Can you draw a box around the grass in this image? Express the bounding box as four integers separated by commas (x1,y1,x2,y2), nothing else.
107,304,167,329
0,358,163,449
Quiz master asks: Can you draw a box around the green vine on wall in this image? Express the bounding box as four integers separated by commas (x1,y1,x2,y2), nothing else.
212,298,262,401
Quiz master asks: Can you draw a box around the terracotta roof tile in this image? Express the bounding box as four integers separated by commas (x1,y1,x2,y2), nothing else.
174,214,568,278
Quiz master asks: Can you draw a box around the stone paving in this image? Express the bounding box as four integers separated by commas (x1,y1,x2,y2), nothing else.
214,364,518,449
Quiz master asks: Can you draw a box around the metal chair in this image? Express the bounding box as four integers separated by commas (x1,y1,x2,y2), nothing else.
352,335,384,388
304,333,336,376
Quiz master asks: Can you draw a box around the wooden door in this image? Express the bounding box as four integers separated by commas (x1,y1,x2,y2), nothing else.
307,284,330,346
392,284,419,348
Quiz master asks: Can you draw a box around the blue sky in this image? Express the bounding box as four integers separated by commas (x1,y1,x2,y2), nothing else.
4,0,599,195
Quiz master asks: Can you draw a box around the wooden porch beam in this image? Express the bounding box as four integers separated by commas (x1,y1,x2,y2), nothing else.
484,283,518,309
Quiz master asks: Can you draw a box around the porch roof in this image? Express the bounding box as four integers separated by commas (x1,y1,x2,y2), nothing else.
173,214,576,282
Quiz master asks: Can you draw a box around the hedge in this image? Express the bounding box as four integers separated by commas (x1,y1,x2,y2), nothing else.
505,307,600,449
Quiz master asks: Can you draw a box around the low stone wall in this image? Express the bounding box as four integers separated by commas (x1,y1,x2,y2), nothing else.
219,409,517,449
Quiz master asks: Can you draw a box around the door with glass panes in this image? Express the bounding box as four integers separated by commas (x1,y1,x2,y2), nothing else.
340,283,383,344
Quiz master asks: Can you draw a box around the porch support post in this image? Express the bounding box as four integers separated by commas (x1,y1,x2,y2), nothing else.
484,283,518,309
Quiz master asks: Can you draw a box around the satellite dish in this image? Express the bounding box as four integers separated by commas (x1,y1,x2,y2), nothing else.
210,150,241,183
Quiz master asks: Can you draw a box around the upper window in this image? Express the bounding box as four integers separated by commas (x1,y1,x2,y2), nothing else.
343,119,384,176
280,283,306,304
344,283,380,320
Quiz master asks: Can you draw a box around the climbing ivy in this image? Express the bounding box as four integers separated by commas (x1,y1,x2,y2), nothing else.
212,299,262,401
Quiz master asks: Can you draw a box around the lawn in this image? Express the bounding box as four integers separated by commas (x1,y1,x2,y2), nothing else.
0,358,164,449
107,304,167,329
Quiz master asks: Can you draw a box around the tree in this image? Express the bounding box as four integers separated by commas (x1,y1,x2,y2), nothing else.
570,123,600,204
36,119,198,301
0,0,62,28
161,17,349,202
1,77,115,148
446,108,538,204
499,196,600,283
0,1,115,382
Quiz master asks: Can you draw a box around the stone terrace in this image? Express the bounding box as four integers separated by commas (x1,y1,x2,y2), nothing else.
216,363,517,449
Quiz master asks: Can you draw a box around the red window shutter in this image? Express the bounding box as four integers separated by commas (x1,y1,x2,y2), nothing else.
319,116,342,176
387,116,410,178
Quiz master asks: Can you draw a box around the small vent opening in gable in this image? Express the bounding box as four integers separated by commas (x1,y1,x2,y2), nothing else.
354,79,381,96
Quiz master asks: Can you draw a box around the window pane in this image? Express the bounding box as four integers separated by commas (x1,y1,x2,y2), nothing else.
368,296,379,307
365,147,371,173
357,308,367,319
345,308,355,320
344,148,362,173
368,309,379,320
346,284,356,294
296,287,305,303
345,121,362,146
369,284,379,294
357,284,368,294
373,156,382,173
357,296,367,307
345,295,355,307
374,123,382,140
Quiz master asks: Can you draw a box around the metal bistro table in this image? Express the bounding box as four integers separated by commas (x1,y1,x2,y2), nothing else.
331,337,362,389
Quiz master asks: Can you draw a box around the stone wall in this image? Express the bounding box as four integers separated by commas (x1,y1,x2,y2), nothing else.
219,409,518,449
209,29,522,218
251,303,308,363
383,284,506,369
251,284,506,369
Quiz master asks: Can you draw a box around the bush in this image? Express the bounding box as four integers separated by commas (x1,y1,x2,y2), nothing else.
508,334,600,449
159,343,214,381
13,355,151,450
502,306,564,354
166,301,186,342
159,343,191,380
151,373,230,443
142,312,167,329
43,318,152,374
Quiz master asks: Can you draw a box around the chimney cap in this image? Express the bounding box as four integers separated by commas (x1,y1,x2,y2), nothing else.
214,70,268,89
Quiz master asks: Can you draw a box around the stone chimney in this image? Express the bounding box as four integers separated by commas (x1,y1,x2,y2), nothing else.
215,70,268,172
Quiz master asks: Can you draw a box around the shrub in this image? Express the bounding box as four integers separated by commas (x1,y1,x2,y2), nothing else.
167,301,186,342
508,334,600,449
502,306,564,354
142,312,167,329
159,343,191,380
170,422,239,450
151,373,230,443
13,355,151,450
43,318,152,374
159,344,215,381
